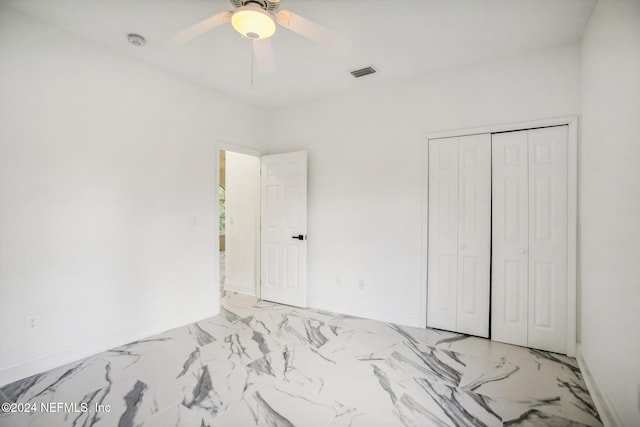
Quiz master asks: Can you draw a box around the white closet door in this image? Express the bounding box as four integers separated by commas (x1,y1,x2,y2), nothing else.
492,131,529,347
428,135,491,337
457,134,491,337
427,138,459,331
527,126,568,353
492,127,568,353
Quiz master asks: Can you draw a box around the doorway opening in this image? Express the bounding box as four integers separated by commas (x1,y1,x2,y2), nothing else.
217,146,261,301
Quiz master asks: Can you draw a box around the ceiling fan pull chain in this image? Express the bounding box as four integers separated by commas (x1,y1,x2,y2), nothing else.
251,42,255,90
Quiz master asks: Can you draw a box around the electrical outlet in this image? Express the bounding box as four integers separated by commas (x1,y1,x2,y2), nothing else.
190,217,197,226
335,276,342,287
358,279,365,290
26,315,39,331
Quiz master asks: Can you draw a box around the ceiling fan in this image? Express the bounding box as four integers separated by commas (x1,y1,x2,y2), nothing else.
171,0,352,74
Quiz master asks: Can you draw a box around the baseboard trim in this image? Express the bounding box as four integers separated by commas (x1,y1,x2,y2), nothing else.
0,306,218,388
309,298,422,328
576,344,623,427
224,284,256,297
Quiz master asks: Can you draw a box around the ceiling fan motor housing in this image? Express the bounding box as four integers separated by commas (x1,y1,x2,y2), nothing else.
230,0,281,12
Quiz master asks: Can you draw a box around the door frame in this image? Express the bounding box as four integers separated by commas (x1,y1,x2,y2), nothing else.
216,141,262,300
420,115,578,356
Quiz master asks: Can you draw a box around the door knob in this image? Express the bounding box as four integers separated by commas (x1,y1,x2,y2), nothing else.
291,235,306,240
520,248,527,254
459,243,466,250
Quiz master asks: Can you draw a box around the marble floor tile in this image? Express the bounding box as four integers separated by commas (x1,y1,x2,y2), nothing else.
0,292,602,427
210,383,354,427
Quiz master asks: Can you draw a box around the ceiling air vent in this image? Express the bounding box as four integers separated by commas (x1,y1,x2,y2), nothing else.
350,66,377,79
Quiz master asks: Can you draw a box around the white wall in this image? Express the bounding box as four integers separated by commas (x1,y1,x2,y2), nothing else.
266,43,582,327
580,1,640,425
224,151,260,296
0,4,265,385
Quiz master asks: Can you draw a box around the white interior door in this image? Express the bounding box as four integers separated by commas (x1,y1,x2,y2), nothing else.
492,127,568,353
427,138,459,331
457,134,491,337
527,126,568,353
260,151,308,308
427,135,490,337
492,130,529,347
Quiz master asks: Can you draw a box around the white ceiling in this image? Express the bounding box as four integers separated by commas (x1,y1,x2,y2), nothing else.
4,0,596,110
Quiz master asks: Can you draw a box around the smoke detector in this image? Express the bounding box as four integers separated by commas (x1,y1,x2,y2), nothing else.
127,34,146,47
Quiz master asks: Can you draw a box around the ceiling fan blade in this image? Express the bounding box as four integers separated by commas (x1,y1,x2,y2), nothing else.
171,11,232,45
276,9,352,55
253,38,276,74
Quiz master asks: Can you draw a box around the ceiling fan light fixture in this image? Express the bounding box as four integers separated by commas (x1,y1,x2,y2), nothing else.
231,5,276,40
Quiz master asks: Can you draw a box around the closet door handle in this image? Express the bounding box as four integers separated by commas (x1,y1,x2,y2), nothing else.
291,235,306,240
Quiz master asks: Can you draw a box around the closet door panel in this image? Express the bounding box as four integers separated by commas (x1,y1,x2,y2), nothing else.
457,134,491,337
527,126,568,353
427,138,459,331
491,131,529,347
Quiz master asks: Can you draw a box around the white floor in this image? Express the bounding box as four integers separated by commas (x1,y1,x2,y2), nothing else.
0,292,601,426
